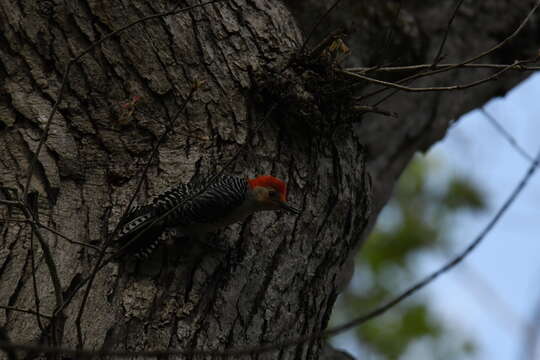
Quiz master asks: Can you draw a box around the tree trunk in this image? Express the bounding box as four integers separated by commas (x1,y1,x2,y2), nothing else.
0,0,538,359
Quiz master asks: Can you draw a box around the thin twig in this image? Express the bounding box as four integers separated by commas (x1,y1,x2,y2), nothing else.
369,1,402,66
432,0,465,64
316,146,540,341
29,227,46,332
23,208,65,347
21,63,71,206
464,0,540,65
299,0,345,55
352,0,540,102
354,57,537,103
346,62,540,73
341,60,519,93
480,108,536,163
0,305,52,319
3,199,65,346
1,218,102,252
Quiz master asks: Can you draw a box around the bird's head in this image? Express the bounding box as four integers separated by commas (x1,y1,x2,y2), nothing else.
248,175,299,214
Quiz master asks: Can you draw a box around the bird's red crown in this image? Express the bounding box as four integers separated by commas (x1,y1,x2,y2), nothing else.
248,175,287,201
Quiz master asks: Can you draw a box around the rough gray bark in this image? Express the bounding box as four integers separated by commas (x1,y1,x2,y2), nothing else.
0,0,538,359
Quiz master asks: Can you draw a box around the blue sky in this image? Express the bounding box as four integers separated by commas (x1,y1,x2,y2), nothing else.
425,72,540,360
334,72,540,359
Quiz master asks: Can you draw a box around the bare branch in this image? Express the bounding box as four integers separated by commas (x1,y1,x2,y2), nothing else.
341,60,520,93
22,208,65,346
480,108,536,163
1,199,65,345
346,62,540,73
351,0,540,102
432,0,465,64
29,228,46,332
299,0,345,55
465,0,540,65
1,218,102,252
21,62,71,206
318,146,540,341
0,305,52,319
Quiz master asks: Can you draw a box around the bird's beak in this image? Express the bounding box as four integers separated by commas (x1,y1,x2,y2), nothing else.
279,201,300,214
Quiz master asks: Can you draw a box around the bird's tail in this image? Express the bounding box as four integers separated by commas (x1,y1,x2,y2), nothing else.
114,206,163,259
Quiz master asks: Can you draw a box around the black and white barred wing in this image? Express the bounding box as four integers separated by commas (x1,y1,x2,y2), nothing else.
114,175,248,258
152,175,248,226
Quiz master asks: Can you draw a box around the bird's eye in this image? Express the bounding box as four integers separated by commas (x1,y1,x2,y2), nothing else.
268,190,278,198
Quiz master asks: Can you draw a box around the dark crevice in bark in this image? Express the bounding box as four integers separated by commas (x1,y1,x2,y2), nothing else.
0,225,23,290
18,133,58,205
247,235,287,327
6,238,31,315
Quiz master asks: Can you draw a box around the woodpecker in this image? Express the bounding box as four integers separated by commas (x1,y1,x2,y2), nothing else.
114,175,299,258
